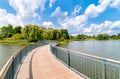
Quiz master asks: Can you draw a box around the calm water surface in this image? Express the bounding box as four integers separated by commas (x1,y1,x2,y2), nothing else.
61,40,120,61
0,43,25,70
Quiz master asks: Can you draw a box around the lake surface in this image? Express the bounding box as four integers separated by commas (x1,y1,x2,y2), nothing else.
0,43,25,70
60,40,120,61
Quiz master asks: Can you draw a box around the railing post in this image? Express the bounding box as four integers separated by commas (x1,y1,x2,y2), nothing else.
55,47,58,58
12,58,15,79
102,58,107,79
68,51,70,67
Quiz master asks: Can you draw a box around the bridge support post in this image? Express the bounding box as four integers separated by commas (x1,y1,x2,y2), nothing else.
68,51,70,68
102,58,107,79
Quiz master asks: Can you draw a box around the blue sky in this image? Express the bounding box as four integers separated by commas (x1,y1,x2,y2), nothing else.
0,0,120,35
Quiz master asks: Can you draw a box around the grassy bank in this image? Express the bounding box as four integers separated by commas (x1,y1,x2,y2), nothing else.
57,39,72,45
0,38,28,44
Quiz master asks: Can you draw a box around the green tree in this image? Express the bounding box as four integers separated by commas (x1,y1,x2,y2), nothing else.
52,29,61,40
42,30,48,40
0,24,70,42
118,33,120,36
0,26,8,38
60,29,69,39
96,34,109,40
56,30,61,40
13,26,22,34
6,24,13,37
47,28,54,40
117,33,120,39
22,24,43,42
0,28,3,39
76,34,88,40
110,35,117,39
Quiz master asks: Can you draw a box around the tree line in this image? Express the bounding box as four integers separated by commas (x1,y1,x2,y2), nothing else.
0,24,69,42
75,33,120,40
0,24,120,42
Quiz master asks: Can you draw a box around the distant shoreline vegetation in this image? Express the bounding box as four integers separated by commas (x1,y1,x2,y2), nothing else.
0,24,69,43
74,33,120,41
0,24,120,43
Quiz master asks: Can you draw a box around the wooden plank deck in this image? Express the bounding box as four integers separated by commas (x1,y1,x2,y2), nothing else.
17,45,84,79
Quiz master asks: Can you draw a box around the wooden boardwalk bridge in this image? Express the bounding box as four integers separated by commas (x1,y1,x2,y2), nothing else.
17,45,84,79
1,43,120,79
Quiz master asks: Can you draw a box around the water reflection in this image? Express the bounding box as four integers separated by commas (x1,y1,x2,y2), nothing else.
0,43,25,70
60,40,120,61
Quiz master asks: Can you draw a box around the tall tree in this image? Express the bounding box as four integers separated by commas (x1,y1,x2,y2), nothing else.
0,28,3,39
0,26,8,38
6,24,13,37
42,30,49,40
47,28,54,40
13,26,22,34
77,34,88,40
22,24,43,42
60,29,69,39
96,34,109,40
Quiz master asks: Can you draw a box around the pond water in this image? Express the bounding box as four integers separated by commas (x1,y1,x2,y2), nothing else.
60,40,120,61
0,43,25,70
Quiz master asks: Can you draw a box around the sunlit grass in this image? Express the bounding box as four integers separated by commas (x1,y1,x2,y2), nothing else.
0,38,28,43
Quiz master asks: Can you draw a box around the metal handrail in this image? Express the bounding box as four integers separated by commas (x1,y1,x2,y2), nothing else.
50,45,120,79
54,45,120,64
0,45,26,79
0,46,25,79
0,42,46,79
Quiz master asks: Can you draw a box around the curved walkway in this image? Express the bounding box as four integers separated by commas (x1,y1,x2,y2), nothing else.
17,45,84,79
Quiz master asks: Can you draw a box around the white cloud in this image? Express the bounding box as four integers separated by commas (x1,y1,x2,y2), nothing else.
9,0,47,14
84,0,120,18
0,0,47,26
42,21,54,28
51,0,112,34
72,5,81,16
50,0,120,35
59,15,87,33
110,0,120,9
49,0,56,8
0,0,48,27
51,7,87,33
51,6,120,35
83,20,120,35
82,0,120,35
0,9,22,27
85,0,111,18
51,7,68,18
110,21,120,30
